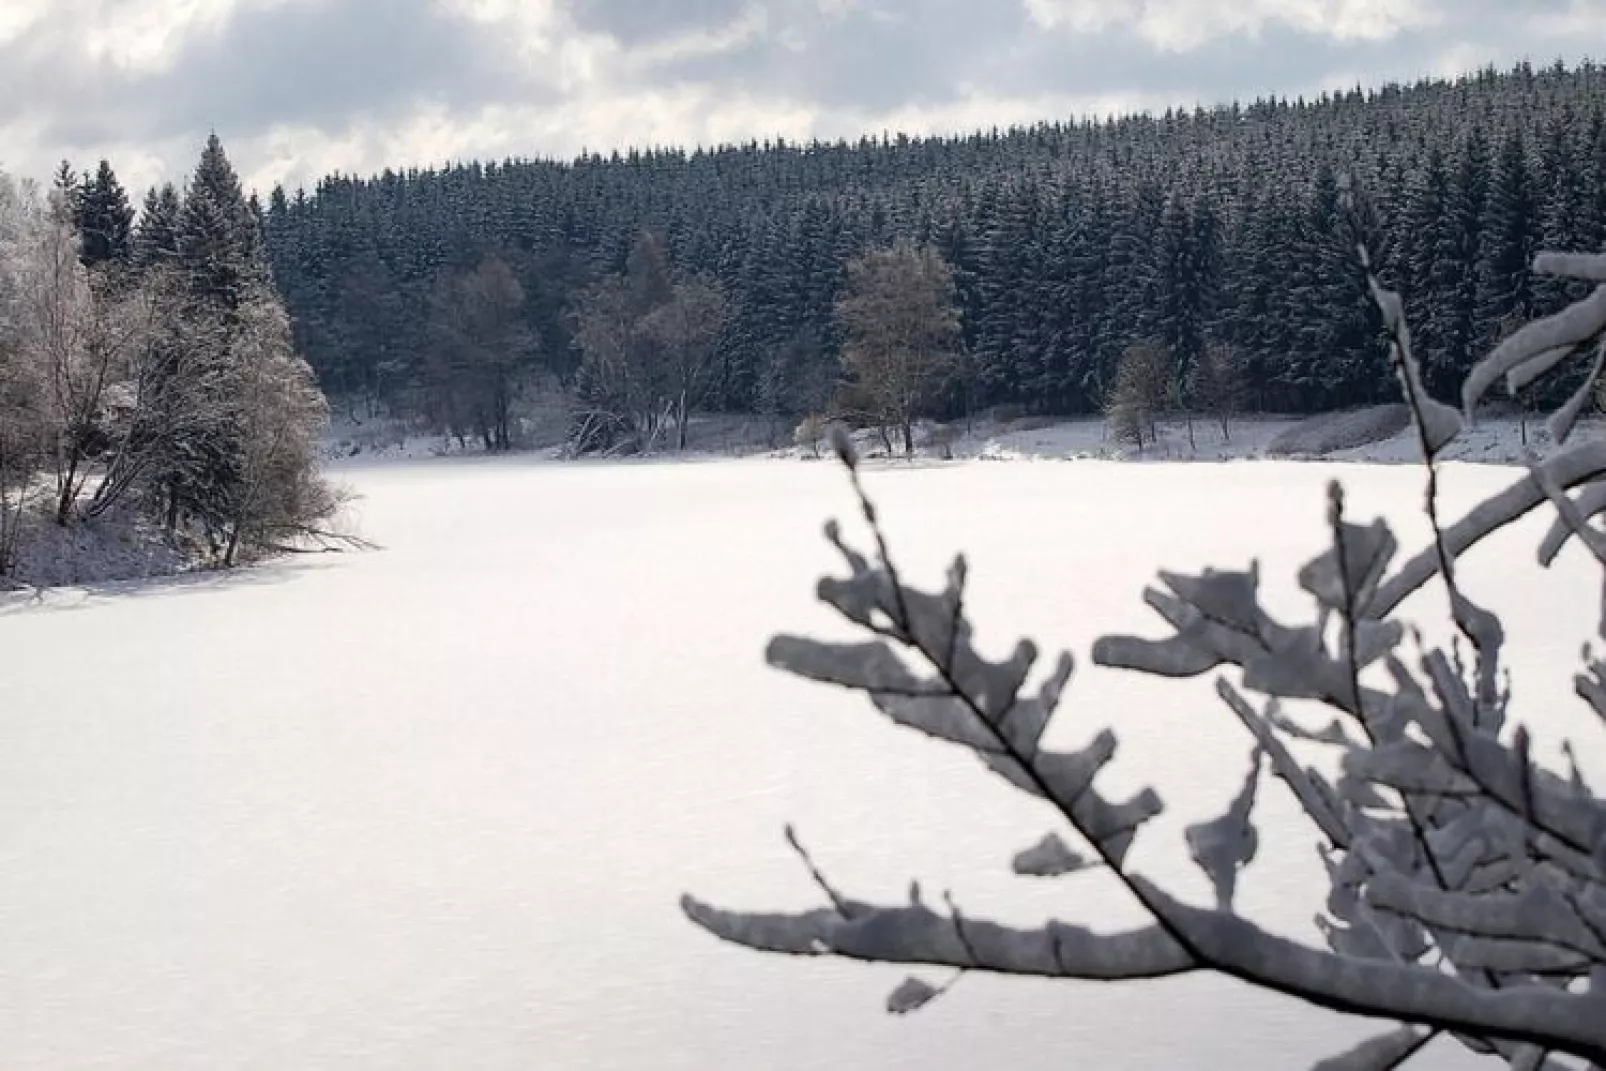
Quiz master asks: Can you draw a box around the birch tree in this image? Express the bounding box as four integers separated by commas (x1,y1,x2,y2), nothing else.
0,170,43,574
10,195,150,524
683,248,1606,1067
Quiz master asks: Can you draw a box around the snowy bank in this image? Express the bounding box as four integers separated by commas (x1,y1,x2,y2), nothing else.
4,504,192,592
812,408,1597,467
323,402,1595,470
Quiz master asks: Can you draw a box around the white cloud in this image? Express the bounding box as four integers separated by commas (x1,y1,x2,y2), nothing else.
1530,0,1606,36
84,0,223,70
1024,0,1440,51
0,0,48,45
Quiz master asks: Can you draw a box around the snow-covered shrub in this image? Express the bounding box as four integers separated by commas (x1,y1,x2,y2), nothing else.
683,250,1606,1067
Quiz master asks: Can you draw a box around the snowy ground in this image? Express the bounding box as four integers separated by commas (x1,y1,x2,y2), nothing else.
4,501,192,592
1,456,1599,1069
327,403,1601,470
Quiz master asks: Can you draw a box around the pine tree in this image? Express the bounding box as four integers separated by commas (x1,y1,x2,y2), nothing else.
178,134,265,314
75,160,135,269
1150,193,1205,405
1475,128,1538,348
1535,106,1588,313
50,161,79,219
161,136,323,548
1402,146,1457,397
134,184,183,271
1439,128,1489,393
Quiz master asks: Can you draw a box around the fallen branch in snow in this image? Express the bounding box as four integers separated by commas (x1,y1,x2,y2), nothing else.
682,249,1606,1068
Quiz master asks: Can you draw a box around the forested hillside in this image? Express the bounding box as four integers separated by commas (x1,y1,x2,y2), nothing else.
260,60,1606,438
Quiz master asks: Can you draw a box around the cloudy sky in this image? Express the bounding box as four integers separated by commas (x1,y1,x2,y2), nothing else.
2,0,1602,199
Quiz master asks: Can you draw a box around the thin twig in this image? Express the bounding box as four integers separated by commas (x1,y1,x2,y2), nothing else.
784,824,856,920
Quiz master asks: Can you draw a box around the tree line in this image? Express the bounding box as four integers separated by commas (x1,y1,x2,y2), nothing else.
0,137,335,580
251,60,1606,448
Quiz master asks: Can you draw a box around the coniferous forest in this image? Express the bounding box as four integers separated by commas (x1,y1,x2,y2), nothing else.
245,61,1605,438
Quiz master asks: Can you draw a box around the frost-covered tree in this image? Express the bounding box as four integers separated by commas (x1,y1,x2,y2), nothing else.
7,190,155,525
217,293,340,565
1104,338,1170,452
0,171,48,575
683,248,1606,1067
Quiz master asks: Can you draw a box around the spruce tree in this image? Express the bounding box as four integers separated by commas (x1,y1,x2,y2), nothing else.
1402,146,1461,398
75,160,135,269
1150,192,1204,403
178,135,269,314
1475,128,1538,348
134,184,183,271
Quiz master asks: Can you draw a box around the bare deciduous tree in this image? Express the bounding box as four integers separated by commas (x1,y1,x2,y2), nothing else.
427,252,534,452
83,267,200,522
571,274,661,453
836,239,962,457
641,278,728,451
572,231,730,454
1189,339,1251,443
1104,339,1171,453
683,249,1606,1067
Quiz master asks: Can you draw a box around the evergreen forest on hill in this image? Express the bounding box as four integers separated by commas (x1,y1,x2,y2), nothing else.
251,60,1606,442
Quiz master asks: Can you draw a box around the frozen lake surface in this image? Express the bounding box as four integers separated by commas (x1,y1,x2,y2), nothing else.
2,455,1597,1069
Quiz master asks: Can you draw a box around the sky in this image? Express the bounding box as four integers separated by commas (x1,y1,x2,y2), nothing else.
1,0,1603,200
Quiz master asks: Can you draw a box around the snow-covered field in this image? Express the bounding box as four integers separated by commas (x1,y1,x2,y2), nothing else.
1,455,1599,1069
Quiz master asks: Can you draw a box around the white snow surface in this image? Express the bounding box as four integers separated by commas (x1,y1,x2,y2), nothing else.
2,455,1599,1069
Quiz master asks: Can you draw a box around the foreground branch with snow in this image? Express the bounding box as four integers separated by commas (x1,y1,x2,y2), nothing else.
683,250,1606,1068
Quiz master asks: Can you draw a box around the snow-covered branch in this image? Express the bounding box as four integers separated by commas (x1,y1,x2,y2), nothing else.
682,252,1606,1067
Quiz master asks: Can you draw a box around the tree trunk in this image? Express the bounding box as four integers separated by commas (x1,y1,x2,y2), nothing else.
55,459,80,526
677,390,689,452
901,418,914,457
